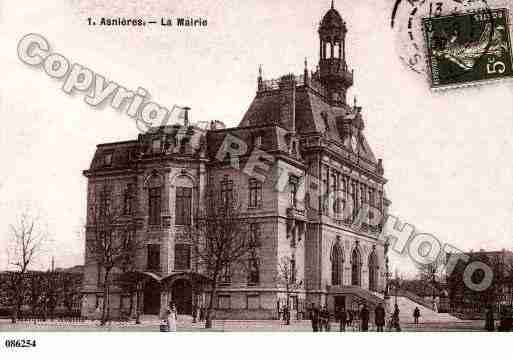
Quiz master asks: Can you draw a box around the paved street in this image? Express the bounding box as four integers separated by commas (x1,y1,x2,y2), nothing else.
0,316,485,332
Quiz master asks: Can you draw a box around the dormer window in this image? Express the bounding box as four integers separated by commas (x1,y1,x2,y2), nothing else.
254,135,262,147
103,153,113,166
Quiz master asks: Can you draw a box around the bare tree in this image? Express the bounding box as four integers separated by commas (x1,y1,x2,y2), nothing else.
417,256,446,308
85,183,142,325
187,187,259,329
6,210,49,323
276,255,302,325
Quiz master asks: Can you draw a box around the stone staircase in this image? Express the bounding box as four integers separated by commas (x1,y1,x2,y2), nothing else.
392,296,460,323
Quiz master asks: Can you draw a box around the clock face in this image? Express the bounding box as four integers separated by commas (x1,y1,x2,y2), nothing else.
351,135,358,152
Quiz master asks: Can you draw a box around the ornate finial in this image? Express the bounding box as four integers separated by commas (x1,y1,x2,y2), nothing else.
353,96,357,108
304,57,308,70
258,64,262,78
331,0,334,9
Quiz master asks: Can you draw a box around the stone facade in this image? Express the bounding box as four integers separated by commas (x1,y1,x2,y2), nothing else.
81,5,391,320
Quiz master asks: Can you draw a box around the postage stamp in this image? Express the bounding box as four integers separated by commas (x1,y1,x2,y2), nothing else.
423,8,513,88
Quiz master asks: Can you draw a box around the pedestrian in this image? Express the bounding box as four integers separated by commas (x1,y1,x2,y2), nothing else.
347,310,353,330
319,306,329,331
374,303,385,332
166,301,177,332
360,304,369,332
311,304,319,332
413,306,420,326
392,303,401,332
199,306,205,322
484,305,494,332
338,307,347,332
283,306,290,324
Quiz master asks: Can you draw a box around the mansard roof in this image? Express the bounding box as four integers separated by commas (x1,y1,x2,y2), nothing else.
238,82,378,166
206,124,301,162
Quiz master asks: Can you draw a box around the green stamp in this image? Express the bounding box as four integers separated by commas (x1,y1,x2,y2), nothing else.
423,8,513,89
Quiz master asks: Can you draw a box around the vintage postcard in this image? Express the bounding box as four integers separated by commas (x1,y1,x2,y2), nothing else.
1,0,513,357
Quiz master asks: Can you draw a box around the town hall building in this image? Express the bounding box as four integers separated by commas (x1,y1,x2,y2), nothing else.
81,4,391,320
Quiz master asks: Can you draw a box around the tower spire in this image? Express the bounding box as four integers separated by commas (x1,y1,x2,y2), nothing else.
331,0,334,9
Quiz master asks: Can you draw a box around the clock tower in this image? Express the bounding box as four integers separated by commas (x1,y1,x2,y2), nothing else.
318,2,354,106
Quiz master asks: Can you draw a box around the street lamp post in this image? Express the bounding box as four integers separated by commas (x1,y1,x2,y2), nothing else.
135,281,143,324
384,240,390,299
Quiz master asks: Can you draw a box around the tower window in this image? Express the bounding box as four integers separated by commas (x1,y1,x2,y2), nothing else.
289,176,299,208
290,258,296,283
221,177,234,207
248,178,262,208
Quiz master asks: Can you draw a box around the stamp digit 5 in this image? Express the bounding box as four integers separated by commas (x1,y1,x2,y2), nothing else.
423,8,513,88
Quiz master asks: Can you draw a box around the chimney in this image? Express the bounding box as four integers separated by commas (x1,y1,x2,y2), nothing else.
183,107,191,127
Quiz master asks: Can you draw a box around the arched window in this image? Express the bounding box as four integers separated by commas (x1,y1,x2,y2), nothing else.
331,243,344,285
326,41,332,59
351,247,362,286
368,250,379,292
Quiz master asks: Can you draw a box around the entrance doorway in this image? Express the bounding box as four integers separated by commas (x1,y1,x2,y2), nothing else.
334,296,346,314
143,280,161,315
171,279,193,314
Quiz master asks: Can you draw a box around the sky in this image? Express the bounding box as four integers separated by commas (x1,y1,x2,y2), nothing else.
1,0,513,274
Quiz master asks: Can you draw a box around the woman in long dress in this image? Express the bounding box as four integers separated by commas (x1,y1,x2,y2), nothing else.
167,302,177,332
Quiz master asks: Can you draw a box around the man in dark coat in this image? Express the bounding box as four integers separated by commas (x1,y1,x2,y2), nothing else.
338,308,347,332
310,304,319,332
374,303,385,332
413,307,420,326
392,303,401,331
360,304,370,332
485,305,494,331
320,306,330,331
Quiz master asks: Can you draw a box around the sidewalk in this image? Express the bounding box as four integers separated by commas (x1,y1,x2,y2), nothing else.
0,317,483,332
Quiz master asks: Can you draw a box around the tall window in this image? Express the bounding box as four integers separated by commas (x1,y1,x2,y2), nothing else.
331,243,343,285
351,181,358,219
123,183,135,215
351,247,362,286
148,187,161,225
368,188,375,207
99,189,111,218
220,177,233,208
248,178,262,208
175,187,192,225
289,176,299,208
322,166,329,211
368,250,379,292
332,172,340,214
290,257,296,283
147,244,160,271
174,243,191,270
